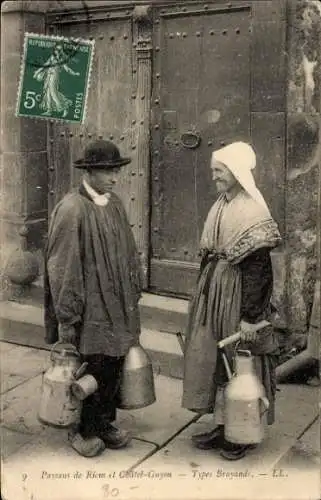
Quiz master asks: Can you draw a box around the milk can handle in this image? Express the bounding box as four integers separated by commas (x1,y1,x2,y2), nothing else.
50,340,80,362
176,332,185,353
260,396,270,416
217,320,271,349
221,350,233,380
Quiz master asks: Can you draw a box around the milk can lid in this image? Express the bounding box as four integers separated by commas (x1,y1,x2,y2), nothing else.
50,342,80,361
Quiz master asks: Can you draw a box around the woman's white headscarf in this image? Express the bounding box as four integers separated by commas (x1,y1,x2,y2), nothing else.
212,141,270,212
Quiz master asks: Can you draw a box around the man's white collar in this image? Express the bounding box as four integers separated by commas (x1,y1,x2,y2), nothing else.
83,178,110,207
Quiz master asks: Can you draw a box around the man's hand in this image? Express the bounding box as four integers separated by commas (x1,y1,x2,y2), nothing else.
240,320,258,343
58,324,76,345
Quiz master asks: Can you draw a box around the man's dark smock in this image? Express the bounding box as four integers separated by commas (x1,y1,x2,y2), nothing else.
44,184,142,357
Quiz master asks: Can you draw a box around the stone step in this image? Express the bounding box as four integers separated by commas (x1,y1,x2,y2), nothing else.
5,281,189,335
0,292,188,379
140,292,188,334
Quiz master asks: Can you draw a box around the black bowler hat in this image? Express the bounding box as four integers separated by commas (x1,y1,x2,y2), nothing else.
74,140,131,169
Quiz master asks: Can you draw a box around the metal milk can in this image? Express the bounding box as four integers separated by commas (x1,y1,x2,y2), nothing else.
118,343,156,409
38,342,87,428
224,349,269,445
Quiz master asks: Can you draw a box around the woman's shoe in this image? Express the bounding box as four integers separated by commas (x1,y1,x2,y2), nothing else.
220,439,253,460
192,425,225,449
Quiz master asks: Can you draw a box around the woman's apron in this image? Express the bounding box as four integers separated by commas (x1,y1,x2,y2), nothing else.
182,257,241,413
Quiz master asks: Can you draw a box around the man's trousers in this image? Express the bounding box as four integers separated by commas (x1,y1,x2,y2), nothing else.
78,354,125,438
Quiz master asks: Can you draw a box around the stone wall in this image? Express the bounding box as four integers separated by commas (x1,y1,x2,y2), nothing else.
1,2,49,298
286,0,320,335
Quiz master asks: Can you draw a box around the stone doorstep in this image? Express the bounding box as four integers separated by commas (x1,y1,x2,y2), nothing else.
1,287,189,334
0,295,187,379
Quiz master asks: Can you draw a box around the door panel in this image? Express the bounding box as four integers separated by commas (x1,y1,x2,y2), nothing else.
151,5,251,297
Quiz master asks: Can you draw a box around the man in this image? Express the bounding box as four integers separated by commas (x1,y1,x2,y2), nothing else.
182,142,282,460
44,140,142,457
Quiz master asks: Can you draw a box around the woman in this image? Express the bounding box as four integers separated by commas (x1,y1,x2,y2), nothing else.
182,142,282,460
34,44,79,117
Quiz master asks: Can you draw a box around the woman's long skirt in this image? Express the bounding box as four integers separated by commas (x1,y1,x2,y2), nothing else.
182,259,277,424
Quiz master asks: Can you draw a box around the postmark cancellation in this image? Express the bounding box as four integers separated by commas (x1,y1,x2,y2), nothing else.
16,32,95,124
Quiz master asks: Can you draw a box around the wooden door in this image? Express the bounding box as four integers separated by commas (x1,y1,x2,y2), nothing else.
46,7,153,286
150,2,252,297
47,14,135,215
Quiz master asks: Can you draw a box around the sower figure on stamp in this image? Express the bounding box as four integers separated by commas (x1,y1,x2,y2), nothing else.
182,142,282,460
33,44,80,118
44,140,142,457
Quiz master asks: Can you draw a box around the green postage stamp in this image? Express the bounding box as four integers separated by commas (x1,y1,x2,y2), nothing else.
16,33,95,123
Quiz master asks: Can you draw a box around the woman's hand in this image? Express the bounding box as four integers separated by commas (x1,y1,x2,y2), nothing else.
240,320,258,343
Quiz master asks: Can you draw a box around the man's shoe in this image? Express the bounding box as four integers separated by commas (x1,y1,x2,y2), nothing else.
192,425,225,450
220,440,253,460
69,433,106,458
99,423,132,449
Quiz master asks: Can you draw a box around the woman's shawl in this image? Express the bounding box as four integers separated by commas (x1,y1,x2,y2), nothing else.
200,190,281,264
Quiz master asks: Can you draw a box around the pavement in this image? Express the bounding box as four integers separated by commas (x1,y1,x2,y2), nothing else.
1,341,320,500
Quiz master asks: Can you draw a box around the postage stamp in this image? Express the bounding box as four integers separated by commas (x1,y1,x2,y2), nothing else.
16,33,95,123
